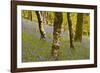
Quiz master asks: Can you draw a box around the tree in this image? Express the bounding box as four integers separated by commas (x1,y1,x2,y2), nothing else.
35,11,46,40
74,13,83,42
83,13,90,36
67,13,74,48
28,10,32,21
40,11,47,25
51,12,63,60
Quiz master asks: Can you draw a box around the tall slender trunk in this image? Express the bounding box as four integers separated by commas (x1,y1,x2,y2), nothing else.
35,11,46,40
51,12,63,60
74,13,83,42
67,13,74,48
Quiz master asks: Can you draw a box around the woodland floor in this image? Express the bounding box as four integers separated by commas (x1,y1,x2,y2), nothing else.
22,19,90,62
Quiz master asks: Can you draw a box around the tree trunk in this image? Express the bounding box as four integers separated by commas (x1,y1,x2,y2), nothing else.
35,11,46,40
74,13,83,42
67,13,74,48
28,10,32,21
51,12,63,60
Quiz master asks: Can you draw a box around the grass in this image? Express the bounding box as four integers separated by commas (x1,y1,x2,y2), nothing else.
22,19,90,62
22,32,52,62
22,31,90,62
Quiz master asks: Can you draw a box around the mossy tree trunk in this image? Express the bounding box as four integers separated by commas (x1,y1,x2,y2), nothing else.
74,13,83,42
51,12,63,60
67,13,74,48
35,11,46,40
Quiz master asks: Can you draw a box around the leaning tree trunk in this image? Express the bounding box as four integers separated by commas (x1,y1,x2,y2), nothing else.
35,11,46,40
67,13,74,48
28,10,32,21
74,13,83,42
51,12,63,60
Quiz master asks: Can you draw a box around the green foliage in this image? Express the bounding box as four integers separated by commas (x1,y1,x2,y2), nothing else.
21,10,90,36
46,11,55,26
21,10,90,62
70,13,77,31
83,14,90,36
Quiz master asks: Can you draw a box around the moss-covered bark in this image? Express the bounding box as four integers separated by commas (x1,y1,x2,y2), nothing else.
74,13,83,42
67,13,74,48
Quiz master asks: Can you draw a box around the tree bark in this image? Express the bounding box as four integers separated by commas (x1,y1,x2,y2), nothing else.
74,13,83,42
67,13,74,48
51,12,63,60
35,11,46,40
